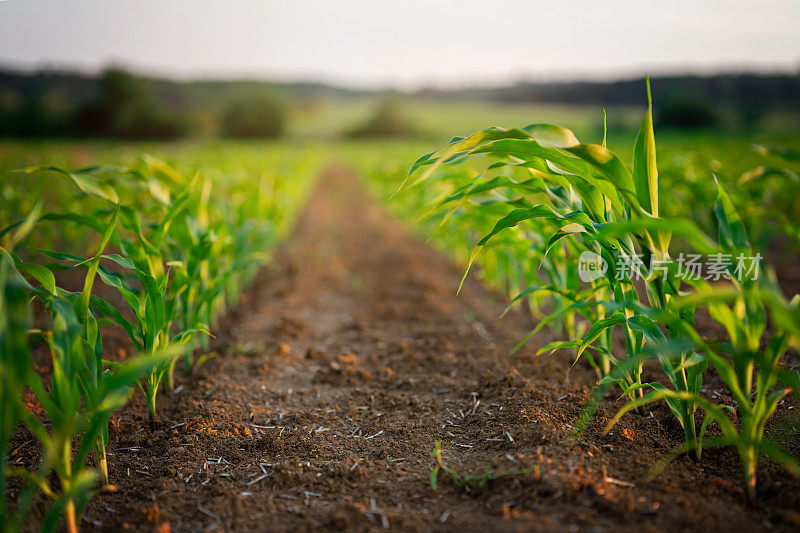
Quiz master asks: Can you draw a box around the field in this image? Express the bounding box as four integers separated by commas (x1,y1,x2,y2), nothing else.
2,99,800,532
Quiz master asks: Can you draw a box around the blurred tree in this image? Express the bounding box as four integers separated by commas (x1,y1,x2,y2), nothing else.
655,96,720,129
0,90,70,137
739,104,768,130
10,94,52,136
220,96,285,138
74,67,187,139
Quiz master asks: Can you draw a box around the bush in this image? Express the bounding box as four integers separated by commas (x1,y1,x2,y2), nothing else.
348,99,416,138
113,104,187,139
221,96,285,138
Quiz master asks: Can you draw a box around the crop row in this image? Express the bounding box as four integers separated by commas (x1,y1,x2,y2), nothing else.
356,82,800,506
0,146,320,532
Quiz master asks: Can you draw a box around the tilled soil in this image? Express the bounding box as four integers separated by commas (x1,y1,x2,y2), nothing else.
65,166,800,531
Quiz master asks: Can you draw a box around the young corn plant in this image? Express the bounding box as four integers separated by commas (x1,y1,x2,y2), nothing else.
170,177,220,370
128,159,214,385
19,165,176,429
18,301,173,533
19,162,197,428
606,181,800,505
108,186,207,429
424,159,596,341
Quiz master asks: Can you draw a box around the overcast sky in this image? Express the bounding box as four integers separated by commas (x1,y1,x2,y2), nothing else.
1,0,798,88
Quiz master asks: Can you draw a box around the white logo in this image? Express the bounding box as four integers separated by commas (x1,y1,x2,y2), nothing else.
578,251,607,282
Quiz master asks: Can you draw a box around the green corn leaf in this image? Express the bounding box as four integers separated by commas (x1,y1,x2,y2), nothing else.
577,312,627,361
1,202,42,250
27,165,120,204
2,250,56,295
478,207,594,247
565,144,639,210
89,295,143,352
40,212,111,234
605,389,738,438
590,217,718,255
30,247,87,263
102,254,135,269
632,76,659,217
403,127,531,191
512,300,598,354
627,314,667,346
477,206,554,246
75,207,119,325
535,340,582,357
714,177,750,250
521,123,580,148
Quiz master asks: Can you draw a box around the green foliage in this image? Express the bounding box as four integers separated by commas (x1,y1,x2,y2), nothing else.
221,96,285,138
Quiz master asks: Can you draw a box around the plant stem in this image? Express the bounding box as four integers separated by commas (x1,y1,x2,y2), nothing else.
147,387,158,433
600,329,612,377
166,360,175,391
98,445,109,486
65,500,78,533
742,446,757,507
683,410,700,461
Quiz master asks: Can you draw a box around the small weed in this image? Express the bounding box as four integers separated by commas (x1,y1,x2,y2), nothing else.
429,441,530,492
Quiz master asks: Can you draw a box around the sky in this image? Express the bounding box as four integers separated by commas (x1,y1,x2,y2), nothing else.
0,0,798,89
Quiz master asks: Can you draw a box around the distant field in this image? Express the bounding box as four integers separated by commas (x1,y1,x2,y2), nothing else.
3,124,799,193
288,97,633,141
289,96,800,145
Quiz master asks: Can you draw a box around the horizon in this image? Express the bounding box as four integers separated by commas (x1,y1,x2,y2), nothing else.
1,0,798,90
1,60,797,93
